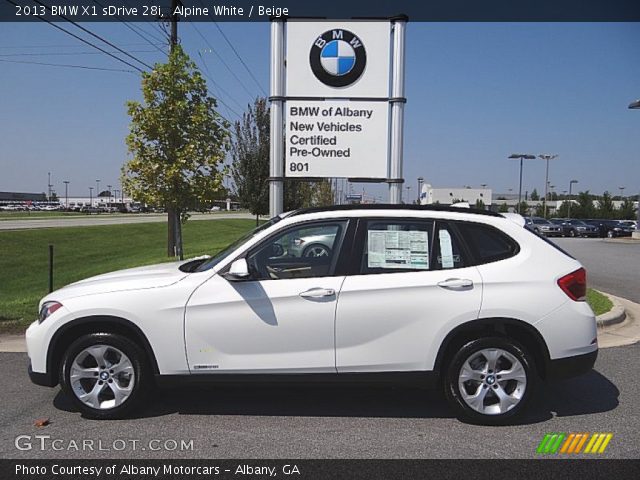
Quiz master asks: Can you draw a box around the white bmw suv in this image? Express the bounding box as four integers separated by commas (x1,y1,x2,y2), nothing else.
26,205,598,424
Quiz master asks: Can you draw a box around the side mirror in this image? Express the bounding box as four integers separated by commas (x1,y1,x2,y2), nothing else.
224,258,250,281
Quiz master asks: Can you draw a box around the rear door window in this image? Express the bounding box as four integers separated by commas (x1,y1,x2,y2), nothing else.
456,222,519,264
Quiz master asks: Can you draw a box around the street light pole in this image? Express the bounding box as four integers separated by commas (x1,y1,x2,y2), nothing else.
568,179,578,218
417,177,424,204
63,181,69,209
96,179,100,203
619,186,625,199
538,154,558,218
107,185,112,203
508,154,535,214
629,99,640,236
89,187,94,207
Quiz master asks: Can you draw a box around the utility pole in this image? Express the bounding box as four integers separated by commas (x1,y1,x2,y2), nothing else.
47,172,52,202
167,0,183,259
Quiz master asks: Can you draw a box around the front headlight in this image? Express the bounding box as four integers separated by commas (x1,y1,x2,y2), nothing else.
39,301,62,323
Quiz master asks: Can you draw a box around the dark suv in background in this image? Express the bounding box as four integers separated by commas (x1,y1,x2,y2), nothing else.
584,219,634,238
550,219,599,237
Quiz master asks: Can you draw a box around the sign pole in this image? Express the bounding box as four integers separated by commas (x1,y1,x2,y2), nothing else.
269,19,285,217
388,18,407,204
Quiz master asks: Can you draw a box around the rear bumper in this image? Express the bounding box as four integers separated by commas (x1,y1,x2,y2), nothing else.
28,362,57,387
546,350,598,381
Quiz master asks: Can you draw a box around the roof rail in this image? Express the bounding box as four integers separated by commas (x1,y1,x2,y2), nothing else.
288,204,503,218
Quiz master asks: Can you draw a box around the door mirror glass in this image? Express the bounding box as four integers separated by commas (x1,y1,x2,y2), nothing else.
225,258,250,281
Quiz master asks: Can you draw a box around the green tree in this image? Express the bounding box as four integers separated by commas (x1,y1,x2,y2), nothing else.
530,188,539,201
573,191,595,219
122,46,229,259
230,98,270,226
531,201,545,218
518,201,530,216
498,202,509,213
555,200,571,218
596,191,615,219
618,198,636,220
475,198,485,210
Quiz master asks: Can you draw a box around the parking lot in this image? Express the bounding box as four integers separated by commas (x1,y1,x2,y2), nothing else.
553,238,640,303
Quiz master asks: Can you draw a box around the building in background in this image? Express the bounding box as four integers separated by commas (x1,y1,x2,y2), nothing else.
419,184,492,208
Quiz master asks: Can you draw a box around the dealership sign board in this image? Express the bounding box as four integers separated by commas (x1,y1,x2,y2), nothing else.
286,100,389,178
283,21,392,179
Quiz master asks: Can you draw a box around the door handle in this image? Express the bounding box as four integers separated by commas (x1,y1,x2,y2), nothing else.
299,288,336,298
437,278,473,290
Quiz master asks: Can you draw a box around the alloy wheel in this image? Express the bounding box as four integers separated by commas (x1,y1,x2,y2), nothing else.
457,348,527,415
70,344,135,410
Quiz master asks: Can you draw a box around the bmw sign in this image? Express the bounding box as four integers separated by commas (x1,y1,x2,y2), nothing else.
309,30,367,88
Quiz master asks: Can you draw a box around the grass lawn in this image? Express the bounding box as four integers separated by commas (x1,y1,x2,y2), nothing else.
0,219,257,332
587,288,614,316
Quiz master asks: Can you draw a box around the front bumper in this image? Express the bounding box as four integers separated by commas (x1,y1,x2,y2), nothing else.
546,350,598,381
28,361,57,387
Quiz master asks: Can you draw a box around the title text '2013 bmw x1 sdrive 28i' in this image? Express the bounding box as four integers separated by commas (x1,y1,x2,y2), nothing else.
26,205,598,425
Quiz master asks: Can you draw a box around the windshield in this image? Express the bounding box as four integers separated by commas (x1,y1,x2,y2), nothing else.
194,217,280,272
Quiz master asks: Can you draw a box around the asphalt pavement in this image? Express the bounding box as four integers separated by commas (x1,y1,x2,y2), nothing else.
552,238,640,303
0,344,637,459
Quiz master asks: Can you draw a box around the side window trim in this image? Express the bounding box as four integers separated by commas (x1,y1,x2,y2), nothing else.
230,218,353,281
434,220,474,270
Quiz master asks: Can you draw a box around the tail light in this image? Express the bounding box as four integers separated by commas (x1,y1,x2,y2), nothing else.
557,268,587,301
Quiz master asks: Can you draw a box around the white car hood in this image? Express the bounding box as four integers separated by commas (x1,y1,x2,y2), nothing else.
49,261,191,301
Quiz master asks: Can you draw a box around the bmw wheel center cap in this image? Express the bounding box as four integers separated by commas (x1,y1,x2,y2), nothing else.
310,29,367,87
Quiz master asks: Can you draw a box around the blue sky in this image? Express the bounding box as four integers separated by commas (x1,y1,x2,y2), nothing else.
1,22,639,201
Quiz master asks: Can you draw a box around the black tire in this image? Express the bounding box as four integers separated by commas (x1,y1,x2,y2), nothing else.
607,230,614,238
59,333,149,419
443,337,536,425
569,229,576,238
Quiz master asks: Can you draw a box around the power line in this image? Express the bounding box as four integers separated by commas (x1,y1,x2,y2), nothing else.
31,0,153,70
196,0,266,95
5,1,145,73
0,42,162,49
91,0,165,54
0,50,159,57
188,21,258,101
0,58,137,73
197,51,244,117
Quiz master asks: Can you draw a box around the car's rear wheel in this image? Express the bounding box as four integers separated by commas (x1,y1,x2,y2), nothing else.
607,230,615,238
444,337,535,425
569,229,576,238
60,333,149,419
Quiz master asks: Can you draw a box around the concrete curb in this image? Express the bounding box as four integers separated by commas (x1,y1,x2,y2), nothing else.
596,293,626,328
596,292,640,349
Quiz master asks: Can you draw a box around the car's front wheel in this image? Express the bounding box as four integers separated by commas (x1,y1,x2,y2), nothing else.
60,333,149,419
444,337,535,425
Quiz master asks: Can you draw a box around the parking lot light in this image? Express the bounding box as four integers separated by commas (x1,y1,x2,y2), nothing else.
629,99,640,234
538,154,558,218
568,180,578,218
508,154,536,214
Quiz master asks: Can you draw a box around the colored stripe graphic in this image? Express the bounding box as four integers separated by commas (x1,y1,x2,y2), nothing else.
537,433,612,454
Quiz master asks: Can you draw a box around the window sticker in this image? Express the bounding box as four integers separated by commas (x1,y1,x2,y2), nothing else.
438,229,455,269
367,229,429,270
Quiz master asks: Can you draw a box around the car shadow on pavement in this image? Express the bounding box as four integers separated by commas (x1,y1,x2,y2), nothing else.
53,369,619,424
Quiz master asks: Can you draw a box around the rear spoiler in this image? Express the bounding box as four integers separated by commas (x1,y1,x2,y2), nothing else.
501,213,526,227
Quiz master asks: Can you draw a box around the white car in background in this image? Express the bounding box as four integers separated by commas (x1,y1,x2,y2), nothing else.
26,205,597,425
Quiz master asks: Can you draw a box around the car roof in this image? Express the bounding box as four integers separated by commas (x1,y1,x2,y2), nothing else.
287,204,502,218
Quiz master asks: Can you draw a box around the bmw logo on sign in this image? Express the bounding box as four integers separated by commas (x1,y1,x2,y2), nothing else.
309,29,367,87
